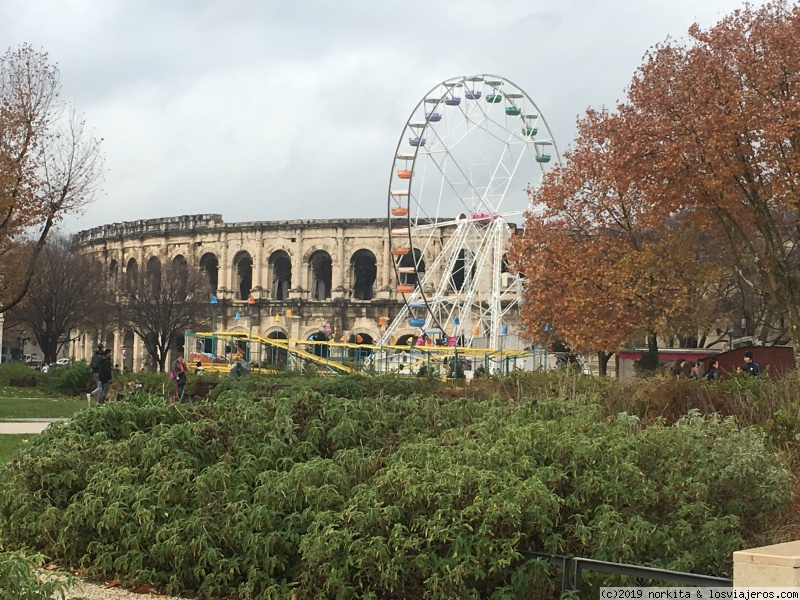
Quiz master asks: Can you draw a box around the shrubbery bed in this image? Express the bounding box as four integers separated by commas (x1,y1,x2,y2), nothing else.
0,375,792,599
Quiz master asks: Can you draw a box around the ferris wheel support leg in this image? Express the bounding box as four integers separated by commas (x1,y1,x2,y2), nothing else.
489,220,505,350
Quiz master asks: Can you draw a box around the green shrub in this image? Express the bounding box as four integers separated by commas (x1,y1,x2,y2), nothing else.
0,390,790,599
0,550,85,599
0,362,40,386
43,361,92,396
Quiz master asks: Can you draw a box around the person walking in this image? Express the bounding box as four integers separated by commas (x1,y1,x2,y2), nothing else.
704,358,720,381
742,351,762,376
87,344,105,404
96,349,113,404
670,358,687,379
171,355,187,401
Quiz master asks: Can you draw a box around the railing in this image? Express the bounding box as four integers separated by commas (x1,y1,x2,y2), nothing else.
521,551,732,595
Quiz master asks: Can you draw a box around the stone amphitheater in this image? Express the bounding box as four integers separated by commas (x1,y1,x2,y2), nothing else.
71,213,524,372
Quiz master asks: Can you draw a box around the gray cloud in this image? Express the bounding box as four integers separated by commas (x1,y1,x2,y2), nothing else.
0,0,767,231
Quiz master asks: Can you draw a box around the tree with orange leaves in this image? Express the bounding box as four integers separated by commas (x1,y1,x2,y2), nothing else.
512,1,800,363
0,44,103,313
510,110,719,373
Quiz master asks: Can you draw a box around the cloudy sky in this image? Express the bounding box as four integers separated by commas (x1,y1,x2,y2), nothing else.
1,0,766,233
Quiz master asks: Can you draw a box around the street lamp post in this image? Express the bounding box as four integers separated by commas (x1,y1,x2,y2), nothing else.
210,295,218,361
247,295,255,363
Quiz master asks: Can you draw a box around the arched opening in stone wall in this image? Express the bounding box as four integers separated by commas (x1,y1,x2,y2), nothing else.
147,256,162,294
233,251,253,300
347,332,374,362
309,250,332,301
397,248,425,286
199,253,219,295
122,331,134,372
172,255,189,299
451,249,475,292
109,260,118,287
105,332,115,365
269,250,292,300
307,331,330,358
396,334,415,347
350,249,377,301
265,331,288,367
125,258,138,291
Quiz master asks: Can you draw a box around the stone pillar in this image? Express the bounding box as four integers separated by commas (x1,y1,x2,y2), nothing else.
292,230,304,295
333,227,346,297
219,232,230,299
734,541,800,587
113,328,123,368
254,238,264,296
133,334,143,372
381,237,391,291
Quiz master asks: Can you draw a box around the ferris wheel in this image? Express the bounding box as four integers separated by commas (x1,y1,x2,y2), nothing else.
381,74,561,350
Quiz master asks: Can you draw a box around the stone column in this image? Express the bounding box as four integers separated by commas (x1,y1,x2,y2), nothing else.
219,232,230,299
334,227,346,297
254,237,264,297
382,237,391,291
734,541,800,587
292,230,304,296
133,334,143,372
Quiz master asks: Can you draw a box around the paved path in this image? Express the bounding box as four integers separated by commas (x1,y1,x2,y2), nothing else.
0,418,67,434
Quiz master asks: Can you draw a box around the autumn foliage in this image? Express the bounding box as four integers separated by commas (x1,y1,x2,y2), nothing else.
512,1,800,354
0,45,103,313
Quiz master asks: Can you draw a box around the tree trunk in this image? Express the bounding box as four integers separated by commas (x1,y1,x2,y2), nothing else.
597,351,614,376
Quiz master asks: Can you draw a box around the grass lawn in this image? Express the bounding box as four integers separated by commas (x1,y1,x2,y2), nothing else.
0,434,34,463
0,385,51,399
0,396,85,419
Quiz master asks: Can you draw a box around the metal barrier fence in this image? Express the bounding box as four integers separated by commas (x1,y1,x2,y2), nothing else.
521,551,732,594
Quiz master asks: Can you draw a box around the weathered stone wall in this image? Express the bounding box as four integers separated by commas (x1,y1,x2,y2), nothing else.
72,215,417,369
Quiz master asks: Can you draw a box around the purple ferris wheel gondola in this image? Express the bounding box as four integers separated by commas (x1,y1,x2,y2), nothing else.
465,90,482,100
425,112,441,122
444,97,461,106
409,137,426,147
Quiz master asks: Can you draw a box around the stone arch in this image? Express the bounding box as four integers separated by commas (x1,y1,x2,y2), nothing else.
122,331,134,372
306,330,330,358
396,333,416,347
199,252,219,294
126,257,138,276
347,332,374,362
397,248,425,286
350,248,377,301
452,249,476,292
104,332,115,365
268,250,292,300
308,250,332,301
146,255,161,276
232,250,253,300
264,330,288,366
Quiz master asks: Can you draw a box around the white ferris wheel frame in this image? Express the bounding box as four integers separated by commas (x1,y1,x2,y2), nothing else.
382,74,561,350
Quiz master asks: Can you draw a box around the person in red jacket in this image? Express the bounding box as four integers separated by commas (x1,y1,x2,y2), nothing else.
171,355,187,401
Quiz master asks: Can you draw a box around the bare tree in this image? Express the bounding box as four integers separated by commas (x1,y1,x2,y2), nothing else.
9,235,110,363
117,258,207,372
0,44,104,313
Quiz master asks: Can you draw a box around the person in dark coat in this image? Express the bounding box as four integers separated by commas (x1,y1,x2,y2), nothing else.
704,358,720,381
96,349,113,404
87,344,105,404
742,351,762,376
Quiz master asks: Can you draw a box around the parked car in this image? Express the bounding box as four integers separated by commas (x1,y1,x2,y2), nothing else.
55,358,70,366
